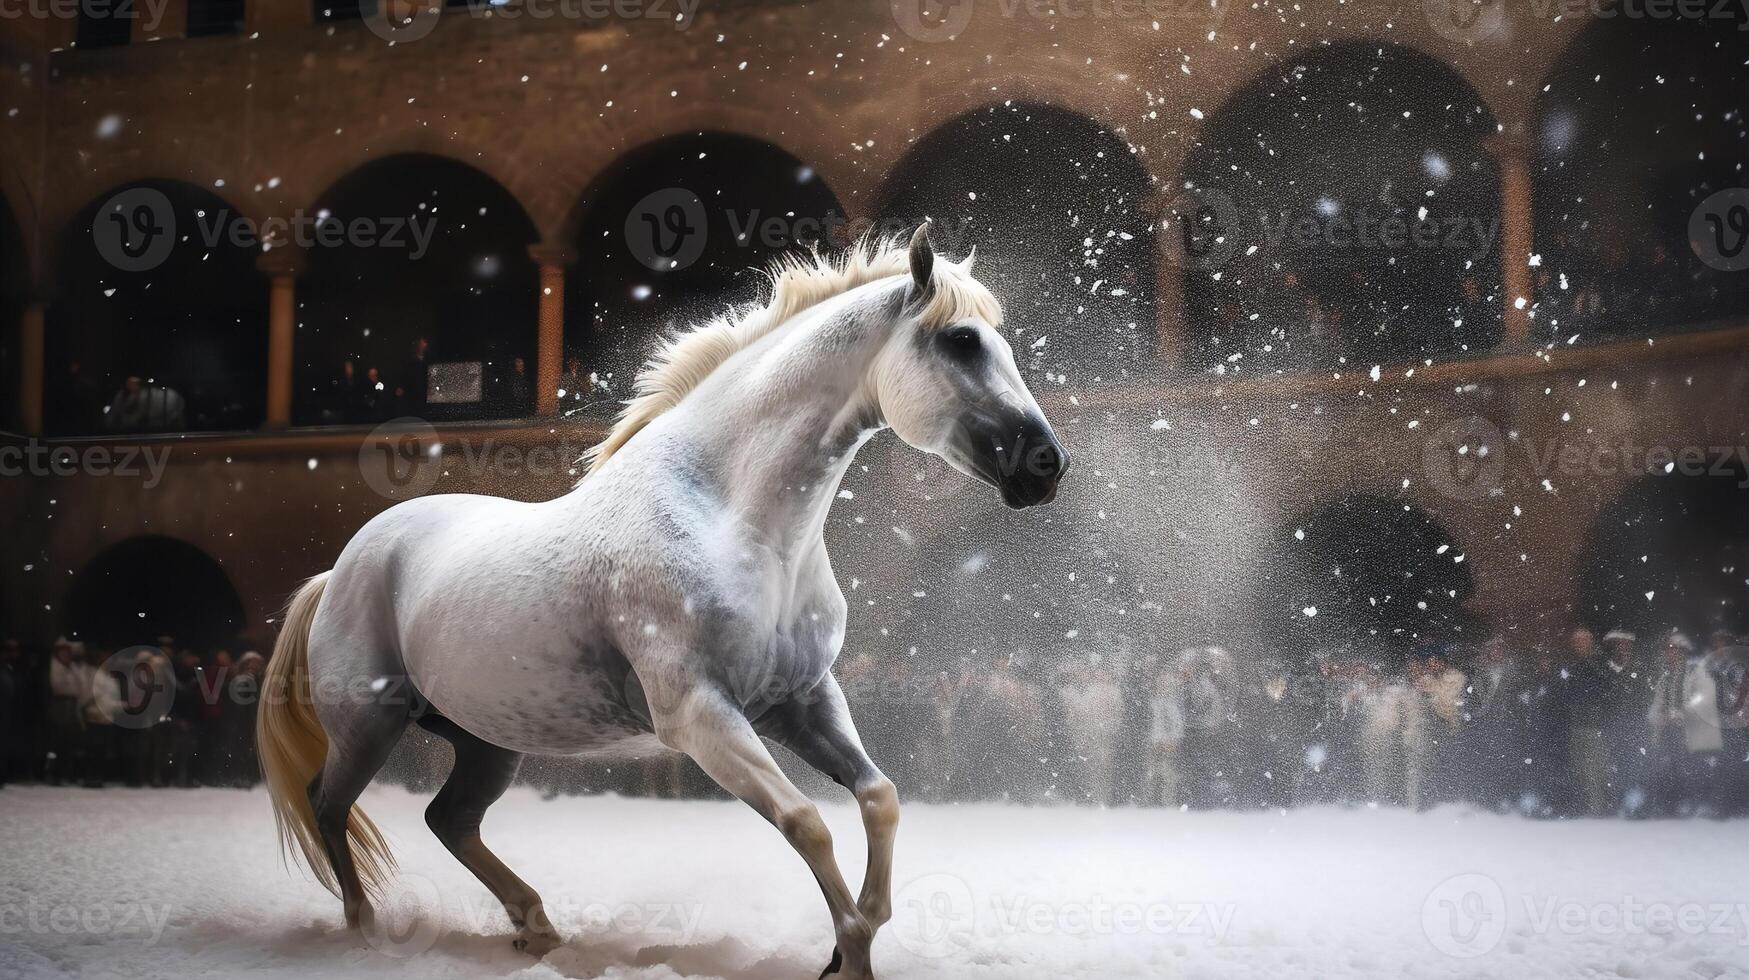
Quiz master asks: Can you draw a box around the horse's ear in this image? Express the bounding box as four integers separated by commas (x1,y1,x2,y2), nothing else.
908,222,934,300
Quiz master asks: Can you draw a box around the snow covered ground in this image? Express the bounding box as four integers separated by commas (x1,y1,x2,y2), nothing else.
1,785,1746,980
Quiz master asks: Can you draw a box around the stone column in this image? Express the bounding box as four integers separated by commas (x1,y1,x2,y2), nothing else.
19,301,44,435
258,250,305,428
529,245,575,417
1491,135,1535,346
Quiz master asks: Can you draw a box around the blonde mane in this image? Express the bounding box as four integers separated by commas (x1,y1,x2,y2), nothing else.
582,237,1002,475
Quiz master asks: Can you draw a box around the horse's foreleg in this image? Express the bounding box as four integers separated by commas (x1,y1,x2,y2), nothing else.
763,676,899,931
419,716,559,955
657,687,877,980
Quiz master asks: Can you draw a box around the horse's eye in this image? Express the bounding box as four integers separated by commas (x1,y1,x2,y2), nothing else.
941,327,982,358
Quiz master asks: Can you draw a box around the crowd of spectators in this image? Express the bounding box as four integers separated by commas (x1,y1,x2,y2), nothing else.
0,636,264,790
826,626,1749,818
3,625,1743,819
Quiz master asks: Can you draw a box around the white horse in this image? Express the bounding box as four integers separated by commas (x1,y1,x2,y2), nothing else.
257,227,1068,979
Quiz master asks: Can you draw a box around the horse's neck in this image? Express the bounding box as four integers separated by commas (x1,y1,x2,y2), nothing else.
666,292,889,556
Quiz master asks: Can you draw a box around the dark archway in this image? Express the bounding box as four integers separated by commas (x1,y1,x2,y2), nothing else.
0,191,26,433
47,180,268,435
1253,494,1477,667
65,536,245,650
877,103,1156,386
297,154,540,425
1181,41,1501,376
1578,460,1749,636
564,132,844,407
1533,16,1749,342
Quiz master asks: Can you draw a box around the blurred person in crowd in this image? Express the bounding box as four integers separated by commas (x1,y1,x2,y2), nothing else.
0,639,18,787
1647,632,1723,818
919,658,975,802
1413,651,1467,806
962,652,1045,803
1564,627,1624,816
224,651,267,788
1250,658,1313,809
104,376,186,433
1701,630,1748,817
322,358,360,424
45,638,85,785
558,356,590,412
398,337,431,415
507,356,534,415
198,650,235,785
1362,665,1428,809
79,645,123,787
1178,647,1236,807
119,649,172,786
1521,644,1572,817
1058,656,1123,806
1141,655,1186,807
1598,630,1657,816
358,367,390,422
1467,636,1529,811
164,650,206,786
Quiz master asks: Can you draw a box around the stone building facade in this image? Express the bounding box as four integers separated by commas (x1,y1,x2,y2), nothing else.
1,0,1745,659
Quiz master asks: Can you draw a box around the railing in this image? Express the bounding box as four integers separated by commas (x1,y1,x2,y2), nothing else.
5,320,1747,458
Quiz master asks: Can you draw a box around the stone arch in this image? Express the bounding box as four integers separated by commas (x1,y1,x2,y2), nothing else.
296,152,542,424
46,178,269,435
560,131,845,407
877,101,1158,384
1577,458,1749,637
64,535,246,650
1532,15,1749,342
1252,491,1480,668
1177,39,1502,376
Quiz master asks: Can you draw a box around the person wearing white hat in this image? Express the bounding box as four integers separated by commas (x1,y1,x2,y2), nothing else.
44,638,85,785
1647,631,1723,817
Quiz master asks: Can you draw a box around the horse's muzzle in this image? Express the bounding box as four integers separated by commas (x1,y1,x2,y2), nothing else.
994,421,1069,510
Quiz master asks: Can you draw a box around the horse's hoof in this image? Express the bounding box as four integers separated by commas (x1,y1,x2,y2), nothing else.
512,929,561,957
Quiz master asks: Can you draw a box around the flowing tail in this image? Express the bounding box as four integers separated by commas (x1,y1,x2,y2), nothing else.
257,571,395,898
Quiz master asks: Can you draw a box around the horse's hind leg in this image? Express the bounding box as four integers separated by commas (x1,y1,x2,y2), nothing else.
420,716,559,956
309,698,406,930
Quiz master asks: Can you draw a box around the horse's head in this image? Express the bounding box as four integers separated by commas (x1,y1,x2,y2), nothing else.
874,225,1069,509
